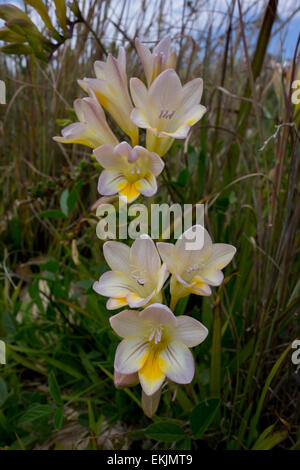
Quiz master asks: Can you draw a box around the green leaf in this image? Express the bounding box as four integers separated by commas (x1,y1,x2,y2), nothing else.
48,370,62,406
54,407,64,430
145,421,185,443
3,310,17,336
247,345,291,447
177,169,189,186
6,18,44,41
18,404,54,426
252,426,288,450
24,0,56,32
0,377,8,406
1,43,31,55
8,216,22,248
67,188,78,212
39,209,66,218
53,0,67,34
60,189,69,216
0,4,34,23
190,398,220,439
0,26,25,42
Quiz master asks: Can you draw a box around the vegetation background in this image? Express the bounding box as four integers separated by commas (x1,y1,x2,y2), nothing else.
0,0,299,450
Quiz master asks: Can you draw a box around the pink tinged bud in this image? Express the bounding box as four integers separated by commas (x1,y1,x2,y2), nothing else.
135,36,177,86
142,387,162,418
53,94,118,149
78,48,138,146
114,370,139,389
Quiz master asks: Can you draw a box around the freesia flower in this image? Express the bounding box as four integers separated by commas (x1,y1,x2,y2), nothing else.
110,303,208,396
78,48,139,145
94,141,164,203
130,69,206,156
157,225,236,309
53,94,118,149
135,36,177,86
93,235,168,310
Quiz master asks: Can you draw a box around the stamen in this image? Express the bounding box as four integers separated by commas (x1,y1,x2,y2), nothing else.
158,109,176,120
131,274,145,285
186,266,200,274
148,329,155,342
155,328,162,344
148,326,163,344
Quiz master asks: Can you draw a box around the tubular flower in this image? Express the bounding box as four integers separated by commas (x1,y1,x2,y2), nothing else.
94,141,164,203
130,69,206,156
110,303,208,396
53,94,118,149
157,225,236,310
93,235,168,310
78,48,139,146
135,36,177,86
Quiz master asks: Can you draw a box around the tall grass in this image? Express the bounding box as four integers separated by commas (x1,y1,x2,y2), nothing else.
0,0,299,450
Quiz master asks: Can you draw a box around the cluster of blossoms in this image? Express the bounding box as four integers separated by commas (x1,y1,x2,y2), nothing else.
54,37,236,417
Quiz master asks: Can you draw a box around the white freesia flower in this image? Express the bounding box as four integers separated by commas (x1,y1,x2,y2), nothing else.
157,225,236,309
94,141,164,203
93,235,168,310
130,69,206,156
110,303,208,396
53,94,118,149
135,36,177,86
78,48,139,145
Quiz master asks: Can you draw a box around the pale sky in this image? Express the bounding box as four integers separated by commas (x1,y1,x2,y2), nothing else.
0,0,299,58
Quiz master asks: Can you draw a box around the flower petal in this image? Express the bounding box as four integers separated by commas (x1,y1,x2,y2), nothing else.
156,242,177,273
93,271,137,298
200,267,224,286
174,316,208,347
159,340,195,384
110,309,145,338
182,78,203,110
126,290,155,308
98,169,127,196
139,303,177,327
130,235,161,286
149,69,182,111
119,182,140,203
103,241,131,273
114,337,149,374
94,144,125,169
134,146,164,176
130,77,149,109
205,243,237,270
174,225,212,272
130,108,151,129
190,277,212,296
106,297,128,310
139,349,165,396
135,173,157,197
153,35,171,56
